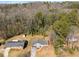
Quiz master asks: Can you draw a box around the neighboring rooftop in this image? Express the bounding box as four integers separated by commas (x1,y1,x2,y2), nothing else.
66,32,79,42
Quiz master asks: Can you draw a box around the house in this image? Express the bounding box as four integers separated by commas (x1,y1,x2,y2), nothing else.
66,32,79,48
4,40,28,57
66,34,78,42
66,26,79,44
5,40,28,49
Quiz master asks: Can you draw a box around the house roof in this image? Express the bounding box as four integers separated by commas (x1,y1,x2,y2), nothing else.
66,33,79,42
5,40,28,48
32,39,48,46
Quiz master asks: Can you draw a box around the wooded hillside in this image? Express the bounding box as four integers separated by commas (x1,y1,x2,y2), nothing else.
0,2,79,52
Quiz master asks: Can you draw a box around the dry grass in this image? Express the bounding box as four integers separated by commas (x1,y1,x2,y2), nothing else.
18,46,31,57
9,46,31,57
36,45,56,57
7,34,27,41
0,53,3,57
9,49,22,57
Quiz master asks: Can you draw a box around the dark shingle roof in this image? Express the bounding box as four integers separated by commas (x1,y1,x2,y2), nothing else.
5,40,28,48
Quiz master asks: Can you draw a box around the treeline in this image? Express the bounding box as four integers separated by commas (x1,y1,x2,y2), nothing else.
0,10,57,39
